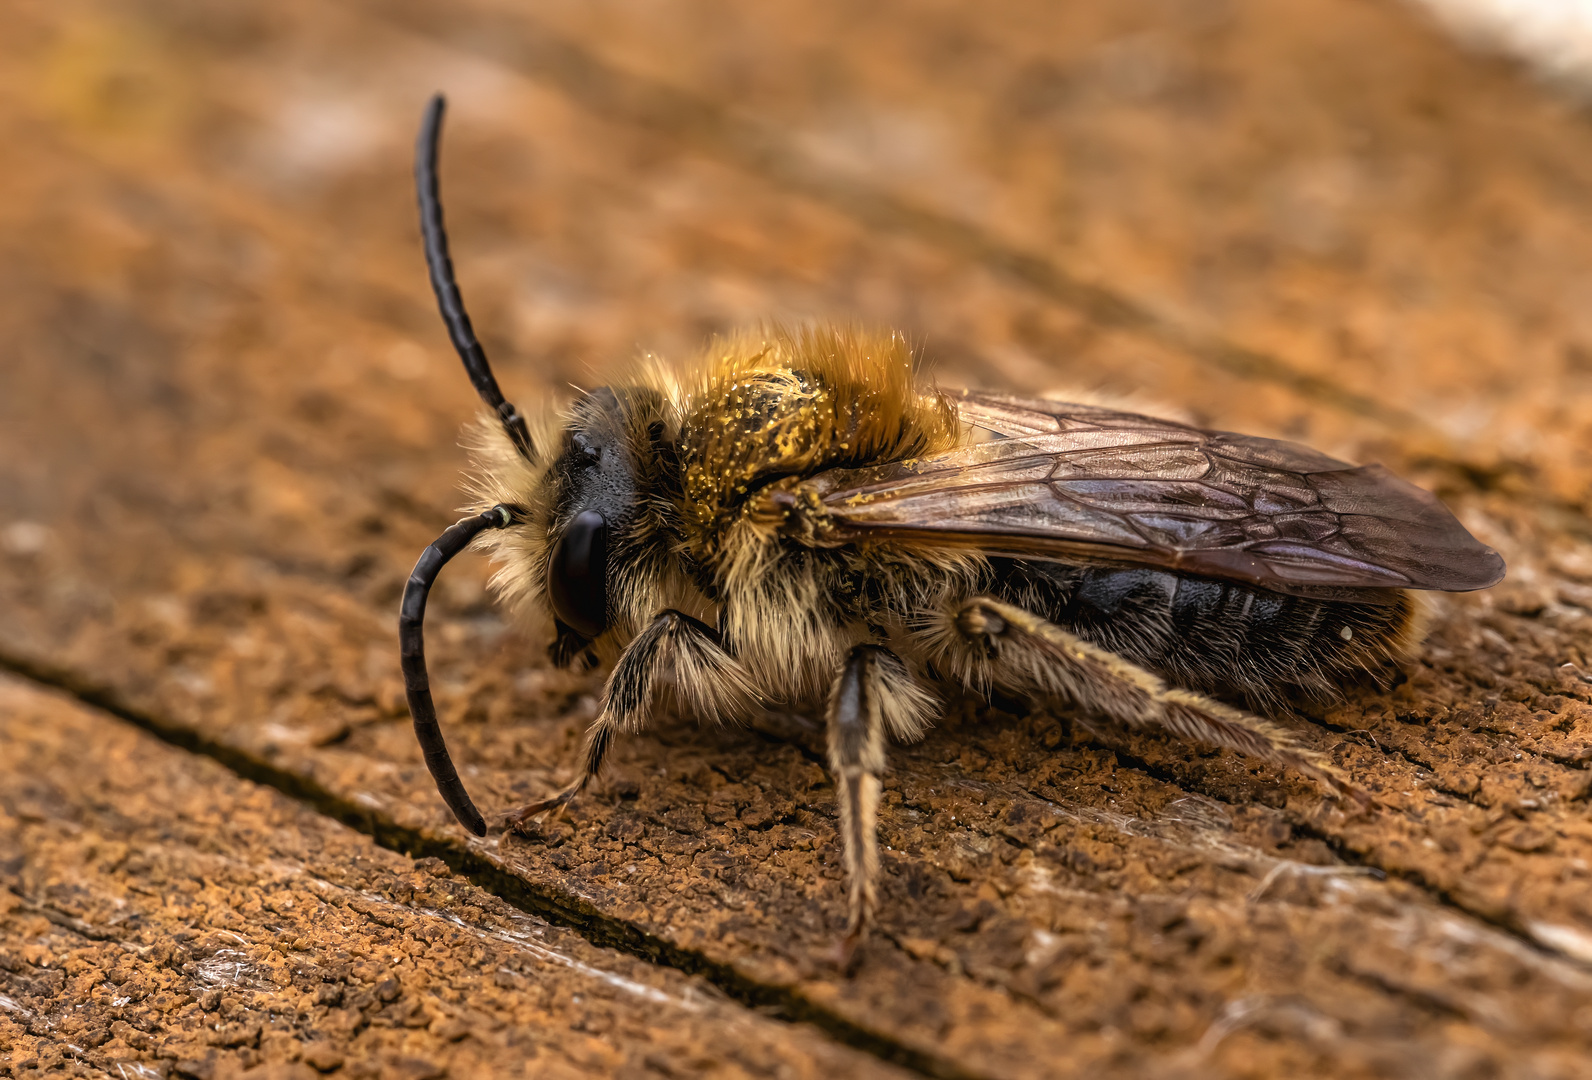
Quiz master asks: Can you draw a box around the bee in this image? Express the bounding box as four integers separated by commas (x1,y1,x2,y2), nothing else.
399,95,1505,965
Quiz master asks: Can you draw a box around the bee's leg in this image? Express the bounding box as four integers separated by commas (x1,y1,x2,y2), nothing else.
505,610,758,830
826,644,936,970
934,597,1350,795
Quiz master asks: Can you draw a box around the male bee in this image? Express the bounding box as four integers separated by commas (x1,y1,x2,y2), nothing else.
400,95,1504,964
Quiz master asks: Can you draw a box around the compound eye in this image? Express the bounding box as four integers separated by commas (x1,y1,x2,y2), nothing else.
547,510,608,638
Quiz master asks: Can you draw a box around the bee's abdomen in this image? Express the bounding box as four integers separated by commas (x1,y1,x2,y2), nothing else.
993,561,1417,701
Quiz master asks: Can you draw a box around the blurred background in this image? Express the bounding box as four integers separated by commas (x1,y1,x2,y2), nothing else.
7,0,1592,520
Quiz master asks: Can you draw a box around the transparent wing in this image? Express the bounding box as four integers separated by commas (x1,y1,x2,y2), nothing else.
804,390,1504,594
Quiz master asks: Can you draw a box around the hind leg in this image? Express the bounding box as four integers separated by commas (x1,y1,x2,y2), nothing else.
926,597,1349,794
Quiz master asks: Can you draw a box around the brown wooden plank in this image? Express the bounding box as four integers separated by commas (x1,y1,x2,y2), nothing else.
0,674,912,1080
2,0,1591,1076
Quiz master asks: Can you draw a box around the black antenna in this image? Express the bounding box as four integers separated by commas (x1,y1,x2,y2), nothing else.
415,94,534,459
400,504,522,835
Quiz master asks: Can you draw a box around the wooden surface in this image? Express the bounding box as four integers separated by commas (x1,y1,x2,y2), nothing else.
4,0,1592,1076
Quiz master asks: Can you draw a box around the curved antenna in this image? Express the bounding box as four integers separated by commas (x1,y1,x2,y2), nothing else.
399,504,521,835
415,94,534,459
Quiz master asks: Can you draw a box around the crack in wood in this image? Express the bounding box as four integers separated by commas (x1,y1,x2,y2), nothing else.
1090,737,1592,975
0,649,988,1080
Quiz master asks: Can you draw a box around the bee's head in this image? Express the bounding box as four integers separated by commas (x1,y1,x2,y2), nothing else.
541,393,639,656
450,381,677,671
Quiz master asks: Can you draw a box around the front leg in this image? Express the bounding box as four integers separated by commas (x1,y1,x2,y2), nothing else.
507,609,758,828
826,644,936,968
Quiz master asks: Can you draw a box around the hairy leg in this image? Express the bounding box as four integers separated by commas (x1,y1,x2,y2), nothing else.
506,609,758,829
926,597,1350,795
826,644,936,968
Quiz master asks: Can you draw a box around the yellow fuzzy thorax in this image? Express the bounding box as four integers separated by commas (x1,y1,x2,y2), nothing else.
674,327,960,548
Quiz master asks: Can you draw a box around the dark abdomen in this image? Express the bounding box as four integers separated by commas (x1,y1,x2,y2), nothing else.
991,559,1417,702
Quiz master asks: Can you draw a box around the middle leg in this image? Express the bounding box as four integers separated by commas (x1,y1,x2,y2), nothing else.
826,644,936,966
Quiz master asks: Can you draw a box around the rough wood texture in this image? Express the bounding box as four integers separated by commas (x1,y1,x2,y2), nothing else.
0,676,911,1080
3,0,1592,1076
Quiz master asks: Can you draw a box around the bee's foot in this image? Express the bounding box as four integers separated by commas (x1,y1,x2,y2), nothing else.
501,786,579,835
827,923,867,977
1311,761,1375,812
1341,779,1379,813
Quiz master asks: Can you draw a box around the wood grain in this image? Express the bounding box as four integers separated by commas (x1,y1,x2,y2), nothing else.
0,675,907,1079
